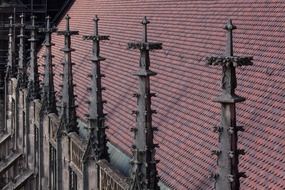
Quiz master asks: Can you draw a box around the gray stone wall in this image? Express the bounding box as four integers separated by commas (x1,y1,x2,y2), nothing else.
2,48,171,190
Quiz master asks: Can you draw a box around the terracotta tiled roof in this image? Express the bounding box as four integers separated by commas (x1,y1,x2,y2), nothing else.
38,0,285,189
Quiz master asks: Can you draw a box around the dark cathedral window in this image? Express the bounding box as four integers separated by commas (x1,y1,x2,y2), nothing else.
22,111,25,148
34,125,38,168
69,167,77,190
11,99,15,132
49,144,56,190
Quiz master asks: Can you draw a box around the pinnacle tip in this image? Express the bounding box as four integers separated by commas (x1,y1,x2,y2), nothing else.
93,15,99,22
142,16,150,25
65,14,71,20
65,15,71,30
46,16,51,29
224,19,236,31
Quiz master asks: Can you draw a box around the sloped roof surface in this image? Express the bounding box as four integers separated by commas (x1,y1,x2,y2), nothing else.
38,0,285,189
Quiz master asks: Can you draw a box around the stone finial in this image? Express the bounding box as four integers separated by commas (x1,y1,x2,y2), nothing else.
206,20,252,103
65,14,71,31
57,15,79,37
83,15,110,161
128,17,162,53
17,13,28,89
57,15,79,133
142,16,150,43
206,19,252,190
224,19,236,56
40,16,57,114
6,15,16,78
93,15,99,34
129,17,161,190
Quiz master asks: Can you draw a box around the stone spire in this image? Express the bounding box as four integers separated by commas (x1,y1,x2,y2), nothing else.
83,15,109,161
17,13,28,89
40,16,57,114
27,15,41,101
3,15,15,132
206,19,253,190
57,15,79,133
6,15,16,78
128,17,162,190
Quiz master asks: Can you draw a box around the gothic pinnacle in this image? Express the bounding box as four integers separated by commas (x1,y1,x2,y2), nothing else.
27,15,41,101
83,15,110,161
128,17,162,190
6,15,16,78
206,19,253,190
39,16,57,114
17,13,28,89
57,15,79,133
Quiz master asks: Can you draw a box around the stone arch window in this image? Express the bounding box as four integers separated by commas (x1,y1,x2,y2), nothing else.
69,167,77,190
11,99,15,133
49,144,56,189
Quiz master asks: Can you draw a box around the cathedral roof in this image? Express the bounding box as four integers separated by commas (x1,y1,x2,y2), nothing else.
38,0,285,189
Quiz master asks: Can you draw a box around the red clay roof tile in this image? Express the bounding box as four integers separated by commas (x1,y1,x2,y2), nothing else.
38,0,285,189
